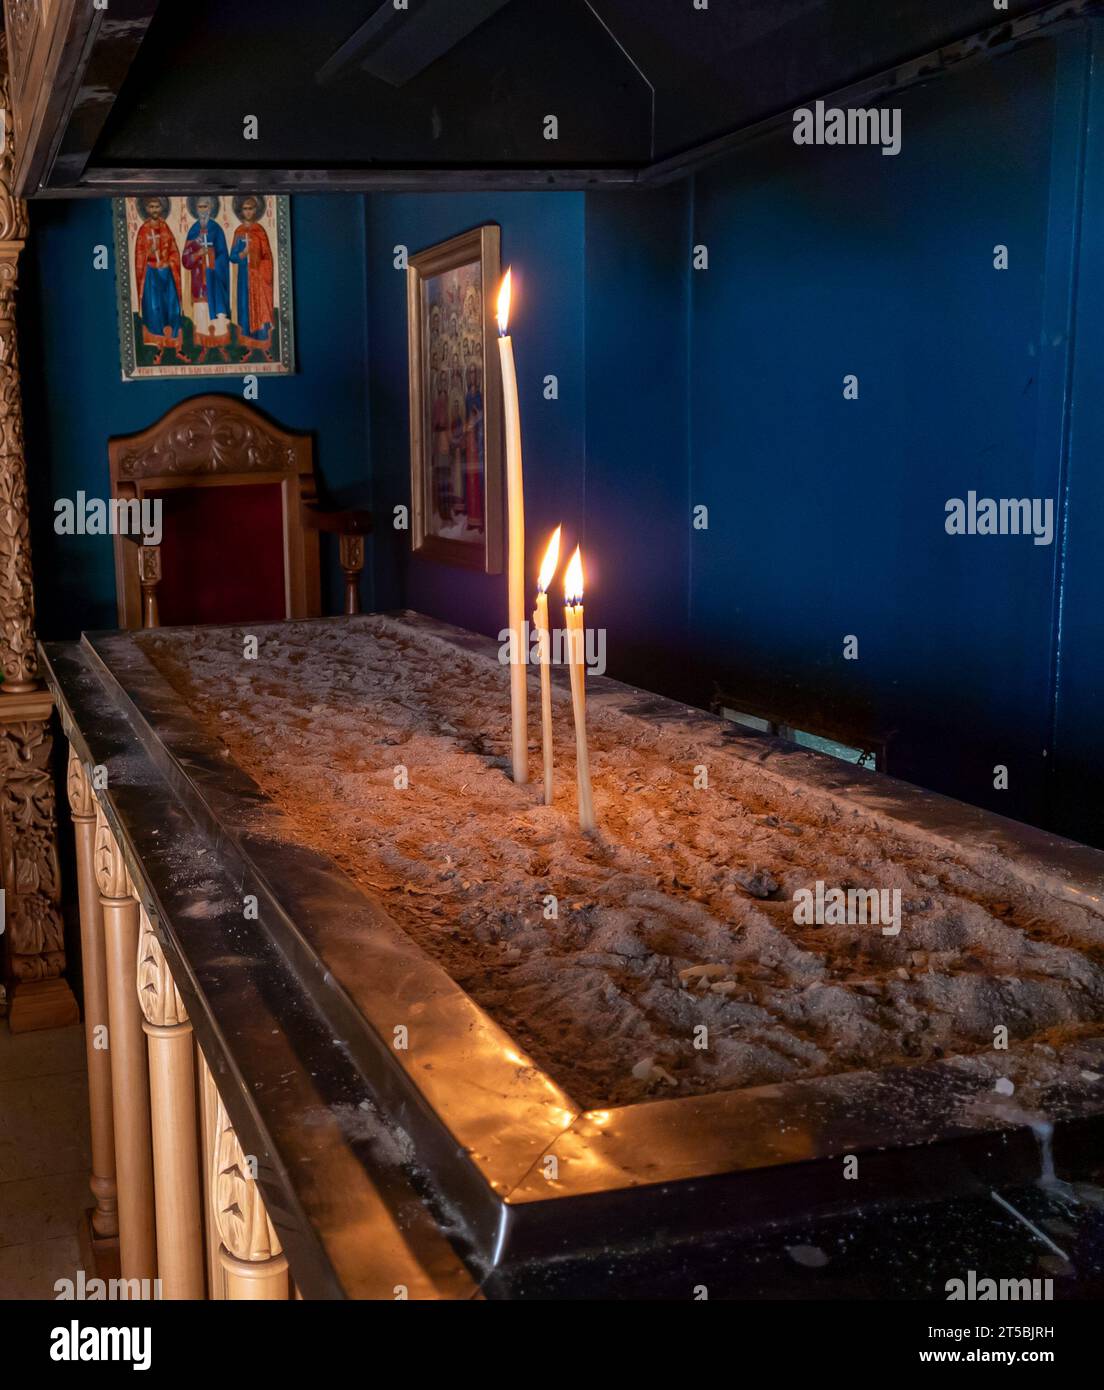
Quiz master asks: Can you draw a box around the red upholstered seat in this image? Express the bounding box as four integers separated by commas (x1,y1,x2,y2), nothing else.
109,396,319,631
148,483,286,627
110,397,369,631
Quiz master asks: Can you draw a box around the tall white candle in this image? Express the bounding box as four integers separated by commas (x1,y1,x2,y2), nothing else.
496,268,528,785
534,524,561,807
563,545,595,832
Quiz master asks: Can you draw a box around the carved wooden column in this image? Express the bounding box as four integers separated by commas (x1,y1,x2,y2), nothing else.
66,747,117,1247
202,1062,288,1300
136,906,205,1298
95,803,156,1284
0,31,75,1030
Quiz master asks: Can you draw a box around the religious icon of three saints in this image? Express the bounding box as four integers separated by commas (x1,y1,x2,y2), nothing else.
113,195,296,380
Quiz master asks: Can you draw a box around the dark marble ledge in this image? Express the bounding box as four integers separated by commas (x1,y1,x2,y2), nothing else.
38,614,1104,1295
40,636,477,1300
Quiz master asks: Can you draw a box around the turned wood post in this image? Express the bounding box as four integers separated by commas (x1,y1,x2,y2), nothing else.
136,907,204,1299
202,1063,288,1300
339,533,364,615
138,544,161,628
66,747,117,1241
95,803,156,1285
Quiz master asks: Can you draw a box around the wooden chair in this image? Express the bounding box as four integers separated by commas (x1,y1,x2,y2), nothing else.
108,396,370,629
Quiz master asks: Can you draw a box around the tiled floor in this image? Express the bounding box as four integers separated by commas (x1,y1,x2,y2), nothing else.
0,1022,90,1299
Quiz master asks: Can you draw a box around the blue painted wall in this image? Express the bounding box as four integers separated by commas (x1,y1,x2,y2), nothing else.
583,185,692,694
358,27,1104,847
20,23,1104,848
681,30,1104,841
21,195,372,638
363,186,691,694
687,37,1069,827
1052,23,1104,847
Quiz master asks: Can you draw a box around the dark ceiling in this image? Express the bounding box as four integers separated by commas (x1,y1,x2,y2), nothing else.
20,0,1094,194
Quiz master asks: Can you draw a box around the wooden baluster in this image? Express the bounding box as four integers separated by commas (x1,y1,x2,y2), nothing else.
94,804,156,1286
66,748,118,1246
196,1045,225,1299
202,1063,288,1300
136,908,204,1299
138,543,161,628
338,532,364,615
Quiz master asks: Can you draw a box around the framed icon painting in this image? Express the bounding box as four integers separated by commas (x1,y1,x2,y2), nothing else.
406,225,503,573
114,194,295,380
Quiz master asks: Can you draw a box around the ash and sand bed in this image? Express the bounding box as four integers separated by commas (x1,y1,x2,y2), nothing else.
137,617,1104,1112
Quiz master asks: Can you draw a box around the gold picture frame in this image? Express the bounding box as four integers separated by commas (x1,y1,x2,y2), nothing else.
407,225,503,573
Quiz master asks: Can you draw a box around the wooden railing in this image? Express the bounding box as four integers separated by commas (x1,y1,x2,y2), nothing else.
66,744,288,1300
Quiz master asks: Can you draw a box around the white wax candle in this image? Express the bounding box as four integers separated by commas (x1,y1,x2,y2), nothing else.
496,269,528,785
534,524,562,807
564,546,595,833
534,593,554,806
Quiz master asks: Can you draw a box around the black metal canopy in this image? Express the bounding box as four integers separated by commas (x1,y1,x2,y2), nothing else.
10,0,1098,196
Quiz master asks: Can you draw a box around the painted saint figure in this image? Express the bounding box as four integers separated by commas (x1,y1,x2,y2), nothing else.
432,370,452,521
229,194,276,361
182,195,231,361
463,362,484,530
133,197,187,365
448,383,465,520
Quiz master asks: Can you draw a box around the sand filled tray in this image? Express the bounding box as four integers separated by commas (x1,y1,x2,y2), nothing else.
133,615,1104,1114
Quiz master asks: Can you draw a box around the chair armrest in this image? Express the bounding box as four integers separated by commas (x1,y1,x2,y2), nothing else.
118,533,162,627
301,506,372,536
301,507,371,615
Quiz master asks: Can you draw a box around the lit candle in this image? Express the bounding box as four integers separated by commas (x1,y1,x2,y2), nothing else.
563,545,595,832
496,268,528,785
533,525,561,806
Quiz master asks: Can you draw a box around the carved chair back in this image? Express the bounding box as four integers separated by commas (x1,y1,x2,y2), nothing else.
107,395,322,630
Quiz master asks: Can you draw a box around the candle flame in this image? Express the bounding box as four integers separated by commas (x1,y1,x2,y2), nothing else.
496,268,512,336
564,545,584,606
538,525,561,593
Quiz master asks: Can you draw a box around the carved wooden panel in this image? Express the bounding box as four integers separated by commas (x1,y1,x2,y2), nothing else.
65,743,95,819
0,0,71,194
136,905,187,1027
0,720,63,980
93,802,131,901
0,32,68,1014
0,35,36,694
0,32,30,241
211,1089,282,1263
114,398,305,481
3,1,40,78
339,533,364,571
137,544,161,584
